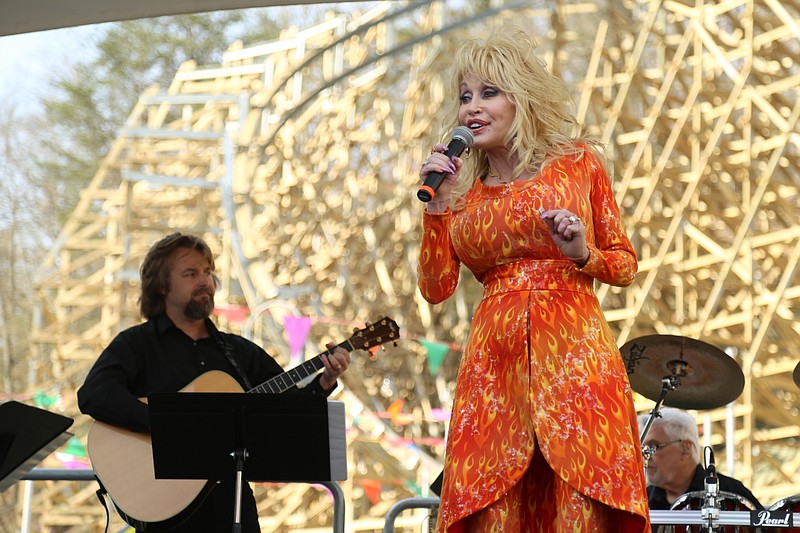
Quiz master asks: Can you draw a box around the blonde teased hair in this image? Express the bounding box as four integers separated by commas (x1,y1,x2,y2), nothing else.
439,26,606,210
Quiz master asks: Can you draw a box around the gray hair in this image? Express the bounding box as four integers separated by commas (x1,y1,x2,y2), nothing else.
638,407,701,463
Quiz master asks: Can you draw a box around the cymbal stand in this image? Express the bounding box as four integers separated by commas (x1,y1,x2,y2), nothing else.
639,375,680,462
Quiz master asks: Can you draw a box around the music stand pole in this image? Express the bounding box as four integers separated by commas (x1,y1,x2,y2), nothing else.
232,448,248,533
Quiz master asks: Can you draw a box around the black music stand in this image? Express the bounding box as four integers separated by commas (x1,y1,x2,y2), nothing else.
0,401,74,493
148,393,340,533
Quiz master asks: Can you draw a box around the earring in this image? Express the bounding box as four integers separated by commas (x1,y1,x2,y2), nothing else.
464,147,472,159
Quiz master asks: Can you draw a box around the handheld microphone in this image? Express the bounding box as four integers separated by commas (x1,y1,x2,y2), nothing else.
417,126,474,202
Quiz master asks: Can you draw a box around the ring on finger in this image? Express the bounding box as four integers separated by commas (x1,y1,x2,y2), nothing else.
422,159,429,167
568,215,578,224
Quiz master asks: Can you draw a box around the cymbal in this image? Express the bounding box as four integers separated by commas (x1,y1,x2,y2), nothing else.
794,361,800,390
620,334,744,410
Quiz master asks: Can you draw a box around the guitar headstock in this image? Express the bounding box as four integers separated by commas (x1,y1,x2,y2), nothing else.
348,317,399,355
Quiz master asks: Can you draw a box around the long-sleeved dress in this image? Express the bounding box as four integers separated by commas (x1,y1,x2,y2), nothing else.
418,148,650,532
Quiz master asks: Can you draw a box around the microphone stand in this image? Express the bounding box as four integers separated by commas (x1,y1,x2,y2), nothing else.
701,447,719,532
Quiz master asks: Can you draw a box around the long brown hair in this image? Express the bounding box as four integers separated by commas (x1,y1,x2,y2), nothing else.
139,233,215,319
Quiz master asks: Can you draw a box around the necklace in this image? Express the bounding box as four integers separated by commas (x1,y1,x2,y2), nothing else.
487,169,513,185
488,163,542,185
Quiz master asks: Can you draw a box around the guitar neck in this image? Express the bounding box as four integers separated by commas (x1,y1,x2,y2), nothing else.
247,339,355,394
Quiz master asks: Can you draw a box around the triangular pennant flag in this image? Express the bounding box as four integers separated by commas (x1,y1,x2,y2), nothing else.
63,436,87,458
405,481,423,496
430,408,451,422
213,304,248,324
420,339,449,375
33,389,58,408
284,315,312,363
387,399,404,418
386,399,414,426
358,479,382,505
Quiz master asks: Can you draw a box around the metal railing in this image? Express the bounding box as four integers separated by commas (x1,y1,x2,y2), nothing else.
383,497,440,533
20,468,345,533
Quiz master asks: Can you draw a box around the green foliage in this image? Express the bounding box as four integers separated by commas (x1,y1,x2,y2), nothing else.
31,5,377,225
36,11,253,223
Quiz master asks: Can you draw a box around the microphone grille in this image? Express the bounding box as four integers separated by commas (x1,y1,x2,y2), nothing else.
452,126,474,146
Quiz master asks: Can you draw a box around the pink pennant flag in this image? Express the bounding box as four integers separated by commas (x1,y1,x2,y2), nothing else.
213,304,249,324
284,315,312,363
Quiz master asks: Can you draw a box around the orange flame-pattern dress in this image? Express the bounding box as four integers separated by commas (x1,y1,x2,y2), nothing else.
418,148,650,532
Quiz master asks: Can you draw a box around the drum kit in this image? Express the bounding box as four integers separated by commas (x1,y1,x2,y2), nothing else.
620,334,800,532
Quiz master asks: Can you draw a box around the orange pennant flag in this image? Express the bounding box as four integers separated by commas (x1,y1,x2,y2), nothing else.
359,479,382,505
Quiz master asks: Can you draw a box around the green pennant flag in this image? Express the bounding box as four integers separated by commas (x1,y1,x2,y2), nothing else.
63,436,88,458
33,389,58,408
420,339,449,376
405,480,423,496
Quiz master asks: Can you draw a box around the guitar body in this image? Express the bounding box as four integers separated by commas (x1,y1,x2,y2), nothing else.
87,371,244,531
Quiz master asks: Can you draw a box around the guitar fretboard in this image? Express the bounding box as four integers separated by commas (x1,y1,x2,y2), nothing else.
247,339,355,394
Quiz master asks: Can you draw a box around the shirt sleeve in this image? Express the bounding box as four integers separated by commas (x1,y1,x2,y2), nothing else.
77,332,152,432
417,210,461,304
232,334,337,397
576,149,638,287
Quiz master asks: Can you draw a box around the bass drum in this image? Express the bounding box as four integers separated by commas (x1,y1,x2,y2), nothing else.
662,490,759,533
763,495,800,532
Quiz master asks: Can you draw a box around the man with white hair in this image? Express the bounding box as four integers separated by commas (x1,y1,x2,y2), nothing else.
637,407,762,510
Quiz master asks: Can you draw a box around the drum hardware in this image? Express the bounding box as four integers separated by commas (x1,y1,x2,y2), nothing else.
621,334,745,410
638,374,680,452
700,447,720,532
649,509,800,527
765,495,799,531
667,490,759,532
620,334,746,449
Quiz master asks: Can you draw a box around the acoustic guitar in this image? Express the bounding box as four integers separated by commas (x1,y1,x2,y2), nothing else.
86,317,399,531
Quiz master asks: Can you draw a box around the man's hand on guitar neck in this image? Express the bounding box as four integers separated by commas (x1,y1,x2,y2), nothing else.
319,343,351,391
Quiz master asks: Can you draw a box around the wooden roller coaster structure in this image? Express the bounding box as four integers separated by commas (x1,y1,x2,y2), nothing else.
20,0,800,530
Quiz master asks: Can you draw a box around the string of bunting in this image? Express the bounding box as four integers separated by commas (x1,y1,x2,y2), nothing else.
215,308,459,442
214,305,463,375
